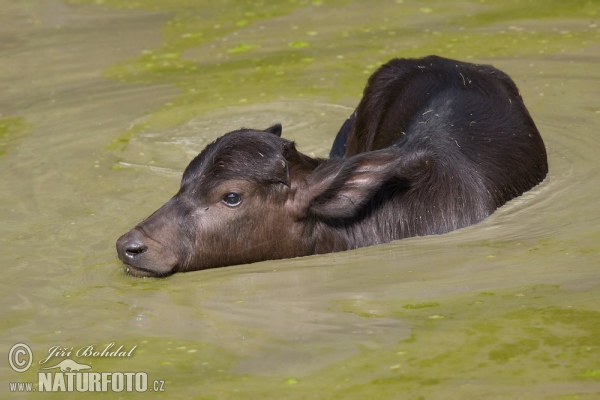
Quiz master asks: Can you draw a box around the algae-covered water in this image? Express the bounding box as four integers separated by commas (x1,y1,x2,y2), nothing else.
1,0,599,398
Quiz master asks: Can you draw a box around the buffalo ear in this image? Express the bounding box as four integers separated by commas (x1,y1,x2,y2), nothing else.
265,123,282,137
305,150,403,219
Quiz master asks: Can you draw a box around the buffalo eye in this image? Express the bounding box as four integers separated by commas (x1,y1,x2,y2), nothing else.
222,193,242,207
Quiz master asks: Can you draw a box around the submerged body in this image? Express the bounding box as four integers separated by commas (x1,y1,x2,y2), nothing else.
116,55,548,277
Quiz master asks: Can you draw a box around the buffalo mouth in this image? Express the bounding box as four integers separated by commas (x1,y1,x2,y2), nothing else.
121,262,175,278
116,228,179,278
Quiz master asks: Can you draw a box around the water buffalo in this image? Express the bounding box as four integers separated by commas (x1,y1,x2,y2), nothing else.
116,55,548,277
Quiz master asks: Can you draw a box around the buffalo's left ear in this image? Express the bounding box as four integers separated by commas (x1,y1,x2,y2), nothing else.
265,123,282,137
298,150,403,220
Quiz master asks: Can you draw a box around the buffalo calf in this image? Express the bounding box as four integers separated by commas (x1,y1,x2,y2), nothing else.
116,55,548,277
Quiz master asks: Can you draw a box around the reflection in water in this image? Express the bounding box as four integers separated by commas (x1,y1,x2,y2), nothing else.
0,0,599,398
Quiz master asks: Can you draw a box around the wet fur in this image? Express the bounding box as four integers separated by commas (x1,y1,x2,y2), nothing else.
116,55,548,276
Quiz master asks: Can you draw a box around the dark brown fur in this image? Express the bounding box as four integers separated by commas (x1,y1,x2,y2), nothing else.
116,55,548,277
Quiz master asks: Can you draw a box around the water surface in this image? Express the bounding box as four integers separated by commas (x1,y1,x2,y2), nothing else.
1,0,599,398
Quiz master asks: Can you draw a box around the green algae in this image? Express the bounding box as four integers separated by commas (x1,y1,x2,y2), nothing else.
16,336,242,399
17,283,600,399
580,370,600,380
397,29,600,60
228,43,260,53
118,283,600,399
143,285,600,399
453,0,599,26
488,338,540,363
403,302,439,309
66,0,600,152
24,2,599,398
0,116,31,157
314,284,600,398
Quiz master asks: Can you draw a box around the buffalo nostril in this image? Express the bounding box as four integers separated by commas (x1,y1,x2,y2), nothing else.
125,242,148,258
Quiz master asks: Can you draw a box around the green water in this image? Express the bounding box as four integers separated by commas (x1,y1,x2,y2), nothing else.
1,0,599,398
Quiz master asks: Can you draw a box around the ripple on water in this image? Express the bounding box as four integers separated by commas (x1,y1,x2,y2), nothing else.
115,100,353,174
